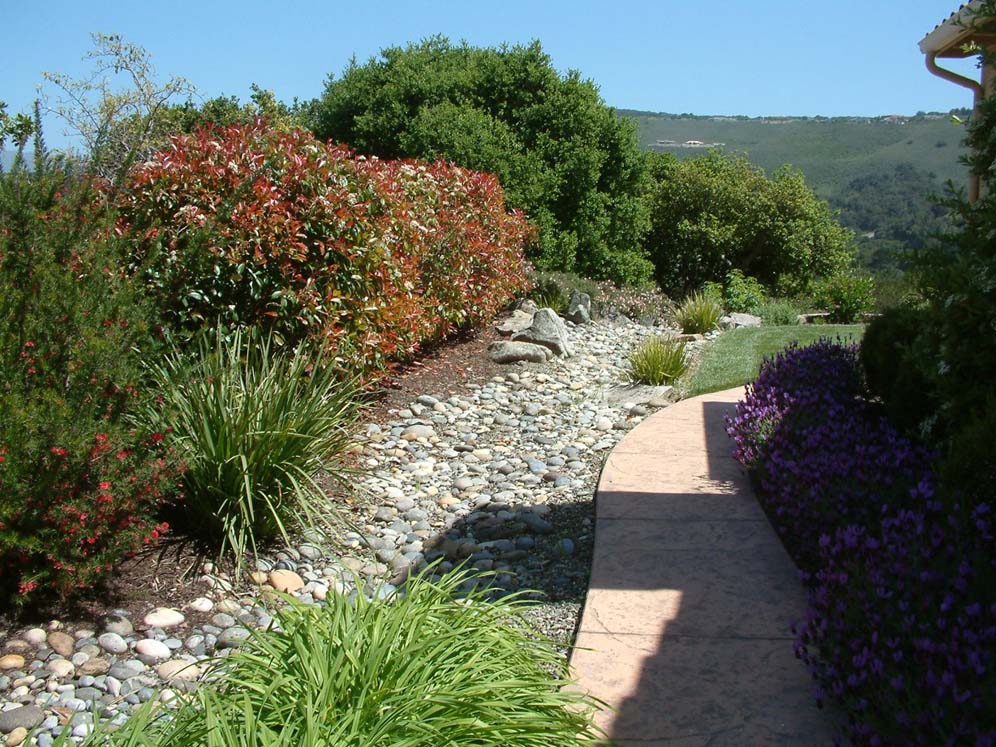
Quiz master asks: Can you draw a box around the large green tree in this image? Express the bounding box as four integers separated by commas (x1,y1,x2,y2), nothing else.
307,37,652,284
643,150,855,295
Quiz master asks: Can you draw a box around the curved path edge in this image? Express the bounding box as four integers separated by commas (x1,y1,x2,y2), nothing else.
569,387,840,746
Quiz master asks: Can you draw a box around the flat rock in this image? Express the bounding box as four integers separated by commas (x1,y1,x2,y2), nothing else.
6,726,27,746
0,705,44,734
143,608,185,629
488,341,551,364
511,308,574,357
729,312,762,328
78,657,110,676
268,569,305,593
495,309,535,335
604,384,674,407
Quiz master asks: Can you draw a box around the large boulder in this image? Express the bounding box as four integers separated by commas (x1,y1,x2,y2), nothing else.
564,290,592,324
511,308,574,357
488,341,552,364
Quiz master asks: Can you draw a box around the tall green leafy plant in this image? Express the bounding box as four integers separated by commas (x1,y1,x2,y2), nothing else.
136,327,363,570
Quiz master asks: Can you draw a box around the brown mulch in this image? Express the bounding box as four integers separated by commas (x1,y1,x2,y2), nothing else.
370,325,505,418
0,322,506,646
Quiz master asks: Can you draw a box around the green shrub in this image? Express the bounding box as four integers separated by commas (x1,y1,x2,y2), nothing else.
757,298,802,326
676,292,723,334
812,273,876,323
723,269,768,313
859,306,937,434
79,571,602,746
629,336,688,385
643,150,855,295
307,37,652,284
0,129,178,605
136,327,363,571
700,280,725,309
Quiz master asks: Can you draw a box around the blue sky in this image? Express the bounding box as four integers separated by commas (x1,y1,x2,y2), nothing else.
1,0,983,148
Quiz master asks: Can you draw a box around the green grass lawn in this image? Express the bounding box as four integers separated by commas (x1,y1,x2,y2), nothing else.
682,324,865,397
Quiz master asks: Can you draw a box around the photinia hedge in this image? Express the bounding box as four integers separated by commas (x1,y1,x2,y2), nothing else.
727,341,995,745
116,121,532,372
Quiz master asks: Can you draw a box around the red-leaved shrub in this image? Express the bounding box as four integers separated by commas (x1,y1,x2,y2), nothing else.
117,122,532,371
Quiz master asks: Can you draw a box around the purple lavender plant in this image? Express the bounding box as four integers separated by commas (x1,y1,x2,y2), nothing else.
727,339,996,745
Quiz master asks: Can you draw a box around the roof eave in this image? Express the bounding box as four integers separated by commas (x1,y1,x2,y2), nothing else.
919,0,986,56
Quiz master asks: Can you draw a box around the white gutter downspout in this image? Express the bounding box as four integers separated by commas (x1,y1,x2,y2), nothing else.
925,51,984,201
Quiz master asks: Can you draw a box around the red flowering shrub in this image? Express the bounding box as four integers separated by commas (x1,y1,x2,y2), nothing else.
1,152,180,604
117,122,531,371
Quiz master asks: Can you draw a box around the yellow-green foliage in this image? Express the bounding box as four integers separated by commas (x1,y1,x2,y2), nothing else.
676,292,723,334
629,336,689,385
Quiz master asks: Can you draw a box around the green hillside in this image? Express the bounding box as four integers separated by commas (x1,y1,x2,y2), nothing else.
619,110,970,201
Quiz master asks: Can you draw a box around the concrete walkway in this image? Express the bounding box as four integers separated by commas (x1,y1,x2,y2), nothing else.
570,388,839,745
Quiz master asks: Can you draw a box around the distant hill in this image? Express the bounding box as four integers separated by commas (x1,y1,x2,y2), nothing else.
618,109,969,200
619,109,972,271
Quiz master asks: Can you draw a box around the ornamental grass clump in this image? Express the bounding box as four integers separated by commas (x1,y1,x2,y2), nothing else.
137,326,362,571
77,571,603,746
727,340,995,745
675,291,722,334
629,335,688,385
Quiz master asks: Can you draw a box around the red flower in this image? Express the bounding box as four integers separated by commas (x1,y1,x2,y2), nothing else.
50,446,68,458
98,481,111,490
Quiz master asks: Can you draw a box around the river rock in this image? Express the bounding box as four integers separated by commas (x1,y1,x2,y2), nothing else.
46,659,75,678
143,608,185,629
135,639,171,662
0,705,43,733
156,660,201,683
47,631,75,657
0,655,25,671
268,569,305,593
